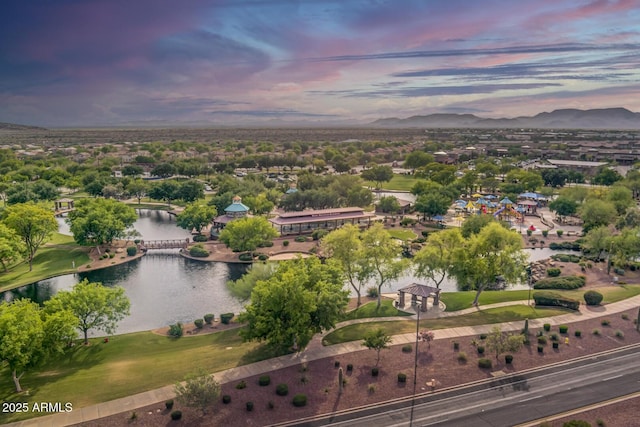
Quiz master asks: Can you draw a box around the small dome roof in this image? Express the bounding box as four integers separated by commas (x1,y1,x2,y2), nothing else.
225,195,250,213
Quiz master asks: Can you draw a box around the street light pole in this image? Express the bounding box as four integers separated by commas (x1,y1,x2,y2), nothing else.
526,264,533,306
409,303,421,427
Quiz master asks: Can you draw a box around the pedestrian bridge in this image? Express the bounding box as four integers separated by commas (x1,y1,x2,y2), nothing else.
139,239,190,250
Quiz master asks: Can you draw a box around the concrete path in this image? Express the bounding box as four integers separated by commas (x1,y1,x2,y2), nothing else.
6,296,640,427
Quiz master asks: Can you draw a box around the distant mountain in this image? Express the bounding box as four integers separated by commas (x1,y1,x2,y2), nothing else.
370,108,640,130
0,122,47,131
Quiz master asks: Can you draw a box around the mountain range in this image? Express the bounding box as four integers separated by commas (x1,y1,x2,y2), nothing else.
370,108,640,130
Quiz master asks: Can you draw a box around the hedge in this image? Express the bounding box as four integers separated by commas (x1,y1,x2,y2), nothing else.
533,275,586,290
126,246,137,256
550,254,581,263
189,244,210,257
220,313,234,324
533,291,580,310
549,241,581,251
583,290,604,306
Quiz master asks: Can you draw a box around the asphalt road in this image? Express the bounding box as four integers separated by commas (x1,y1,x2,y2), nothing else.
283,345,640,427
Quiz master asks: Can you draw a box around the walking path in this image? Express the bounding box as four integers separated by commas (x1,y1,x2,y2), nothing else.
6,295,640,427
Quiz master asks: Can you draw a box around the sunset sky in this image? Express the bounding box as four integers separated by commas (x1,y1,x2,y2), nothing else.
1,0,639,127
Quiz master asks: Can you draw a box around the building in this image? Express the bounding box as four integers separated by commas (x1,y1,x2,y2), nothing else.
269,207,376,235
210,195,251,239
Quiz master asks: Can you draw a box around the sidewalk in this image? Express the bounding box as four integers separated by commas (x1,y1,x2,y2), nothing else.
6,295,640,427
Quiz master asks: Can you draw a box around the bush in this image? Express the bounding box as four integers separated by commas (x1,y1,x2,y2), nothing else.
292,394,307,407
165,399,174,410
549,333,559,342
258,240,274,247
551,254,581,263
453,341,460,350
259,375,271,386
622,313,629,320
402,344,412,353
295,236,306,243
549,241,581,251
109,252,115,258
194,318,204,329
574,330,582,337
276,383,289,396
559,325,569,334
222,395,231,404
220,313,234,324
537,336,547,345
457,351,468,363
257,254,269,261
615,330,624,338
556,229,564,237
593,329,601,336
366,286,379,298
189,244,210,257
204,313,214,324
537,345,544,353
562,420,592,427
542,230,549,237
246,401,254,411
479,333,487,340
505,354,513,364
238,252,253,261
421,230,429,237
534,275,586,290
400,217,416,227
268,401,275,410
371,367,379,377
283,240,290,247
552,342,559,349
543,323,551,331
584,290,604,306
168,322,183,338
397,373,407,383
312,229,329,241
601,319,610,326
193,234,208,242
478,358,492,369
170,410,182,420
236,380,247,389
346,364,353,372
533,291,580,310
334,361,340,368
477,345,485,355
546,268,561,277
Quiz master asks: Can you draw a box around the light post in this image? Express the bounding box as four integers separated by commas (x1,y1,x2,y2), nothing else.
526,264,533,306
409,303,421,426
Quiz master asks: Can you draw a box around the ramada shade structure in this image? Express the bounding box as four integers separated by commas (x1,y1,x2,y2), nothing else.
397,283,441,312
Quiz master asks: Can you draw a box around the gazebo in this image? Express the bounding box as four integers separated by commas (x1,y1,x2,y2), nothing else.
397,283,441,312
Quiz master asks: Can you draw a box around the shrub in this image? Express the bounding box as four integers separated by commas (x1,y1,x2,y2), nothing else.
601,319,610,326
134,239,141,244
556,230,564,237
109,252,115,258
283,240,290,247
457,351,468,363
246,401,254,411
193,234,208,242
334,361,340,368
168,322,183,338
526,229,533,236
312,229,329,241
368,384,376,393
562,420,592,427
194,318,204,329
592,329,601,336
551,254,581,263
421,230,429,237
479,333,487,340
220,313,234,324
257,254,269,261
574,330,582,337
268,401,275,409
367,286,379,298
129,411,137,420
400,217,416,227
371,367,379,377
295,236,306,243
550,333,559,342
276,383,289,396
292,394,307,407
478,358,492,369
170,410,182,420
543,323,551,331
238,252,253,261
584,290,604,306
546,268,561,277
397,373,407,383
552,342,559,349
533,291,580,310
505,354,513,364
537,336,547,345
189,244,209,257
621,313,629,320
402,344,412,353
542,230,549,237
453,341,460,350
615,330,624,338
346,363,353,372
476,345,485,355
165,399,174,410
559,325,569,334
259,375,271,386
258,241,274,247
222,395,231,404
236,380,247,389
204,313,214,324
534,275,586,290
537,345,544,353
549,241,581,251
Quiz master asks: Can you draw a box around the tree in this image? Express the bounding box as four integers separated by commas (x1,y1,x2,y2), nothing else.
321,224,371,307
244,193,275,215
377,196,401,215
151,163,176,178
361,165,393,189
460,214,497,238
549,196,578,222
404,151,434,169
178,180,205,203
362,328,392,366
238,257,348,351
226,262,276,301
176,202,217,235
410,179,441,197
67,198,137,248
361,223,409,309
0,299,77,392
414,193,451,220
121,165,144,177
592,168,622,186
0,222,26,271
581,225,612,261
413,228,464,291
3,202,58,271
485,326,524,361
174,368,221,415
126,179,148,204
219,216,278,254
579,199,617,232
609,227,640,271
450,222,527,306
148,180,180,207
607,185,634,215
45,279,131,345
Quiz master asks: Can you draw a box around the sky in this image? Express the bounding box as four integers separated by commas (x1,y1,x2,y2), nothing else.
1,0,639,127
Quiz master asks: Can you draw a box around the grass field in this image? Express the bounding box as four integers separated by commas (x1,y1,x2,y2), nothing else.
386,228,417,241
342,299,413,321
364,174,418,191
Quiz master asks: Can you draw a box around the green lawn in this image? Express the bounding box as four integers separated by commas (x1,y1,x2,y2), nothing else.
386,228,417,241
0,328,279,424
323,305,570,345
364,174,418,191
45,232,76,245
342,299,413,321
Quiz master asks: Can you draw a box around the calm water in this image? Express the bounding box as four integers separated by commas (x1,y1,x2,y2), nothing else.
1,210,570,335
